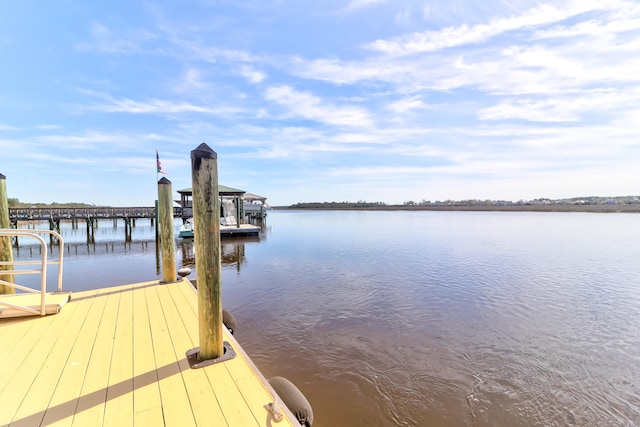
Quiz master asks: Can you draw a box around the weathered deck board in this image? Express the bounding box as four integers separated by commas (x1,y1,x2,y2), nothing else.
0,279,298,427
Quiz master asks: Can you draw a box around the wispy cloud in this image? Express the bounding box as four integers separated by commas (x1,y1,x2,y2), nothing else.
238,66,267,84
477,89,640,122
4,0,640,205
343,0,389,13
290,1,640,105
35,124,64,131
175,68,210,93
387,97,428,114
77,20,258,66
35,130,168,149
76,23,159,54
265,85,373,128
82,94,243,116
367,2,602,54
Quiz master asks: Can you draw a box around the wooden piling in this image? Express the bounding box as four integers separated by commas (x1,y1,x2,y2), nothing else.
0,173,16,294
86,218,95,243
191,143,223,360
154,200,159,240
157,177,177,283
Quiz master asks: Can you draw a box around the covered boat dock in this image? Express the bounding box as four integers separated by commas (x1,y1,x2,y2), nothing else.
176,186,261,238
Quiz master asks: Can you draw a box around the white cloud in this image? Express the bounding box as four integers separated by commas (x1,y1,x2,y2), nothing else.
179,68,208,91
84,95,242,116
394,6,414,26
289,0,640,113
478,99,579,122
28,130,168,151
343,0,389,13
264,85,373,127
291,58,373,85
387,97,427,113
76,23,158,54
478,88,640,122
534,17,640,40
328,165,433,178
164,30,257,64
239,66,266,84
367,2,604,55
6,0,640,206
35,124,64,131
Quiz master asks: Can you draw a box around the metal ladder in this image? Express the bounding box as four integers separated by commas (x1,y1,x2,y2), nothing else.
0,229,65,316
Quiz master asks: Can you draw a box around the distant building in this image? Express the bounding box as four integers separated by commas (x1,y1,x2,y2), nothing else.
176,185,246,220
176,186,268,222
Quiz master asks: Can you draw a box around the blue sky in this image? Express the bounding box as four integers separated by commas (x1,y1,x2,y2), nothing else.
2,0,639,207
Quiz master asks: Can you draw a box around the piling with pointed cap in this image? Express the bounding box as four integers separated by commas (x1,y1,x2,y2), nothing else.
0,173,16,294
191,143,223,360
157,177,177,283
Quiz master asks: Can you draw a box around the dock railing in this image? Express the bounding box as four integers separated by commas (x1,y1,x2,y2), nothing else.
0,229,64,316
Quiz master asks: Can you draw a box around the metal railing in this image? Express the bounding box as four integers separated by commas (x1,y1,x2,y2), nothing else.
0,229,64,316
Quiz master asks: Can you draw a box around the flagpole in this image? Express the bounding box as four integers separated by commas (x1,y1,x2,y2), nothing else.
155,150,168,240
155,150,159,240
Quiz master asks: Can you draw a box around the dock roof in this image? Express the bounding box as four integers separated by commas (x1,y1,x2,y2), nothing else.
177,186,245,196
243,193,267,203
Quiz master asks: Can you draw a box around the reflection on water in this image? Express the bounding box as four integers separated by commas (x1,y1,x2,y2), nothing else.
11,219,260,290
9,212,640,426
178,236,258,272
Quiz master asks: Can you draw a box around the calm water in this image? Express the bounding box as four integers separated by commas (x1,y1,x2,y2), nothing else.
11,211,640,426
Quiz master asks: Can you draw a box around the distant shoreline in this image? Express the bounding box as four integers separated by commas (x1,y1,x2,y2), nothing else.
273,204,640,213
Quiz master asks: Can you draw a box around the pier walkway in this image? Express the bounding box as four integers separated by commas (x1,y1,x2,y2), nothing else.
0,278,299,427
9,207,183,222
8,207,184,242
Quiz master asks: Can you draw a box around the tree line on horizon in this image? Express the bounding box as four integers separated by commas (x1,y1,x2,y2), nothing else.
288,196,640,209
8,195,640,210
7,198,95,209
288,201,388,209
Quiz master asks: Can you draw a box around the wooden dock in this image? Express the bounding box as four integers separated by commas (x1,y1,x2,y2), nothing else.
8,207,172,222
0,279,300,427
220,224,260,237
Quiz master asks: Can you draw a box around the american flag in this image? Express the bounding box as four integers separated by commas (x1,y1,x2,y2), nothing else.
156,151,167,174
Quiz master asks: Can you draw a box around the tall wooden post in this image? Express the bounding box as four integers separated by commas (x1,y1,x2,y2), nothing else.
0,173,16,294
154,199,159,240
158,177,177,283
191,143,223,360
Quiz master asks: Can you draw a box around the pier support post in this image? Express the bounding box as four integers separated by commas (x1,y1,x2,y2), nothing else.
123,217,132,243
0,173,16,294
191,143,223,360
157,177,177,283
235,196,241,228
86,218,95,244
49,218,61,246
